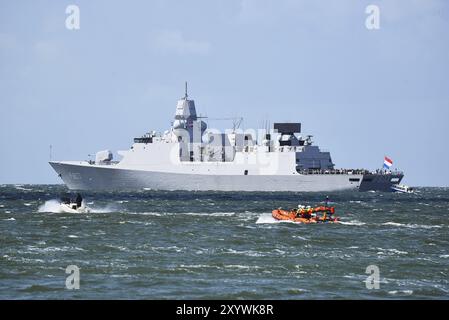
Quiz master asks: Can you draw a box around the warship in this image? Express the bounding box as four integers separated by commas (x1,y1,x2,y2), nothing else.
50,84,403,191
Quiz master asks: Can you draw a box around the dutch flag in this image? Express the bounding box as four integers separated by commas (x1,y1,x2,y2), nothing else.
383,156,393,170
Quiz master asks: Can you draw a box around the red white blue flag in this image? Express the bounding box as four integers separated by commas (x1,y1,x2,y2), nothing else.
383,156,393,169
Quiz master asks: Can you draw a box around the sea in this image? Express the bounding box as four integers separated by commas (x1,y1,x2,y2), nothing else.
0,184,448,299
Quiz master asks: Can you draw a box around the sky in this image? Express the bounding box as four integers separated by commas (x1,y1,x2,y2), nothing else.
0,0,448,186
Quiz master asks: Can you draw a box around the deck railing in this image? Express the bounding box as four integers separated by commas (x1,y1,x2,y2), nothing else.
297,168,403,175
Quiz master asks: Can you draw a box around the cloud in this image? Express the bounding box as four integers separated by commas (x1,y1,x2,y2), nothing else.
149,30,211,55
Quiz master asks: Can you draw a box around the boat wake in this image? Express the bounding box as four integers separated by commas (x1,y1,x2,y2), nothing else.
38,200,115,213
38,200,62,213
256,213,296,224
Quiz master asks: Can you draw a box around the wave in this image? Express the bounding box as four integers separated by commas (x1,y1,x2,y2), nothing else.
151,246,183,253
376,247,408,255
224,265,261,270
175,212,236,217
128,211,237,217
225,248,266,257
14,185,32,191
382,222,442,230
339,220,366,226
388,290,413,296
179,264,218,269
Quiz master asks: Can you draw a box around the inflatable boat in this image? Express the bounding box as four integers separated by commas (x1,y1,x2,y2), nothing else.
272,207,339,224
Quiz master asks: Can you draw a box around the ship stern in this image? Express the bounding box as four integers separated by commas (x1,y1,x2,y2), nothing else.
358,171,404,192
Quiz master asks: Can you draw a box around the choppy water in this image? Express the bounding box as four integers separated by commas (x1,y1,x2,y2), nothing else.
0,185,448,299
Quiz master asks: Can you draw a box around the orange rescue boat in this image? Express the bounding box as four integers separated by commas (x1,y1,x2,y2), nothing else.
272,206,340,224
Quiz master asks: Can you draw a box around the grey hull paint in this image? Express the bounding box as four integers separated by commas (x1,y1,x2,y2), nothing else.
358,173,403,192
50,162,403,192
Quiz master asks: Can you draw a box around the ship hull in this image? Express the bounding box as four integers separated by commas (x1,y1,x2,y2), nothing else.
50,162,403,192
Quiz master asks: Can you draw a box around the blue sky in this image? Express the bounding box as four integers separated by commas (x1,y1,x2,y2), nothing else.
0,0,448,186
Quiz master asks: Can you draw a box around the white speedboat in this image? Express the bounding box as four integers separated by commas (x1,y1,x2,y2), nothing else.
59,201,91,213
391,184,414,193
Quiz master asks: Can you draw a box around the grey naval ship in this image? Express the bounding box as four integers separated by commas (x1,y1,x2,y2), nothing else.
50,85,404,192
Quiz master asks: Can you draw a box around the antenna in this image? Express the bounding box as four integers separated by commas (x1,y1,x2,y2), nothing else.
184,81,188,99
49,145,52,161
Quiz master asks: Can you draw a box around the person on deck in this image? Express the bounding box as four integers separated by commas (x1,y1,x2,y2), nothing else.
75,193,82,208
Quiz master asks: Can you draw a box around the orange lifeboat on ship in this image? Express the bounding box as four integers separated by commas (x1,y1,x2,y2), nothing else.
272,206,339,224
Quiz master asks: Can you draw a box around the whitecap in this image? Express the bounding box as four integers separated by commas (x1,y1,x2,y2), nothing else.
339,220,366,226
129,212,162,216
179,212,236,217
292,235,309,241
27,246,67,253
224,265,260,270
4,217,15,221
376,247,408,255
383,222,442,229
151,246,183,253
439,254,449,258
14,185,32,191
179,264,219,269
209,212,235,217
388,290,413,296
225,248,265,257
